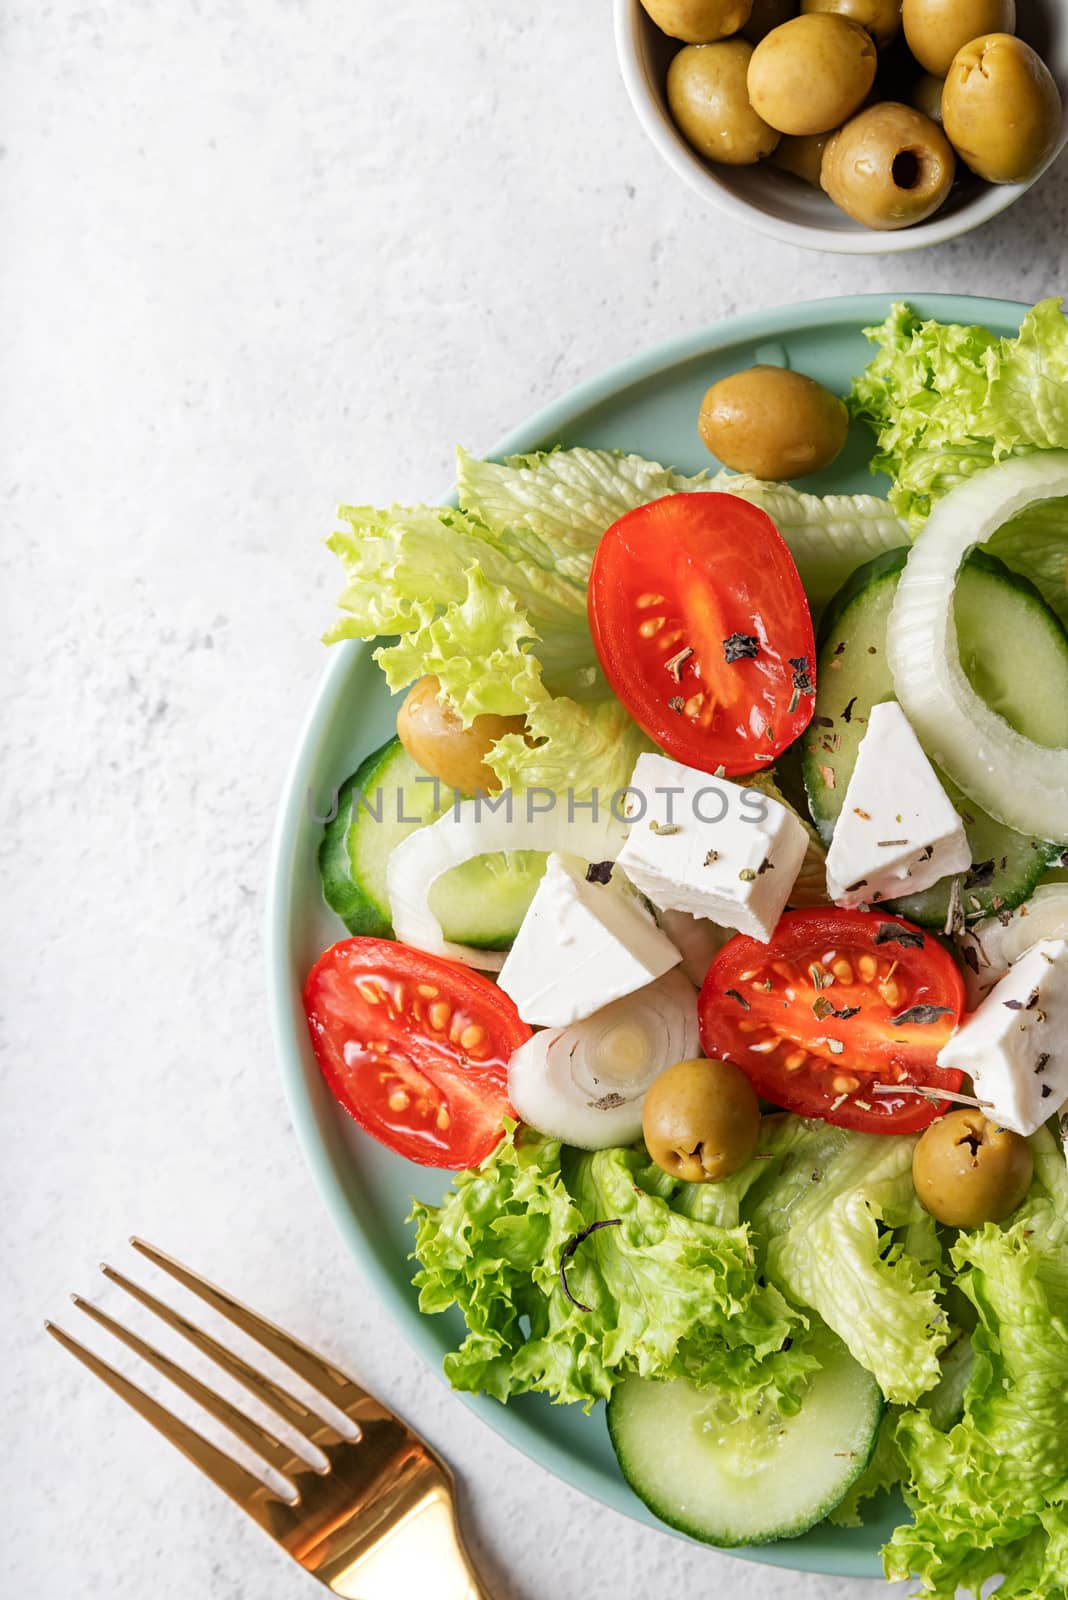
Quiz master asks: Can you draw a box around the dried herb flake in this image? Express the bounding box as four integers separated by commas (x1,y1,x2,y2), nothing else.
723,633,760,663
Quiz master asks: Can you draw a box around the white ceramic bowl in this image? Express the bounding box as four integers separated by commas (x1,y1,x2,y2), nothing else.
615,0,1068,253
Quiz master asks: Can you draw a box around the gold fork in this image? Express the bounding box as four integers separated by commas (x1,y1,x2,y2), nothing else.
46,1239,491,1600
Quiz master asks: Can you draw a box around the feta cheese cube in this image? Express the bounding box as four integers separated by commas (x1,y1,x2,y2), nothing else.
614,752,808,943
937,939,1068,1137
825,701,971,907
497,852,681,1027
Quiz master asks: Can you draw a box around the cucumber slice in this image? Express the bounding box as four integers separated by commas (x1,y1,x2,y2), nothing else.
803,550,1068,927
607,1326,883,1547
318,737,545,949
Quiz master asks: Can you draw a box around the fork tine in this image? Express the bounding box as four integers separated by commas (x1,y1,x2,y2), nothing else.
71,1294,303,1480
101,1264,343,1447
130,1239,375,1411
45,1320,281,1531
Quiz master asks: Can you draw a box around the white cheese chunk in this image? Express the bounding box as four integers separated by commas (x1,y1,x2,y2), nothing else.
825,701,971,907
937,939,1068,1137
496,852,681,1027
614,752,808,943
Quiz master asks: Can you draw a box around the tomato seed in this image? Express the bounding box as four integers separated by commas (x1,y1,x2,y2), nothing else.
436,1106,451,1131
832,959,854,984
638,616,665,638
784,1050,807,1071
832,1073,860,1093
417,983,439,999
459,1024,485,1051
428,1001,451,1031
749,1038,779,1054
636,592,666,609
857,955,878,982
356,979,383,1005
879,980,901,1007
684,693,705,717
388,1089,410,1112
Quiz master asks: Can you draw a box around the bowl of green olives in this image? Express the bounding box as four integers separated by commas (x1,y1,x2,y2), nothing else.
615,0,1067,251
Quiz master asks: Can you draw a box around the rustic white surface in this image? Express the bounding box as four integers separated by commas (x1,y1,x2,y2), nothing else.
3,4,1066,1598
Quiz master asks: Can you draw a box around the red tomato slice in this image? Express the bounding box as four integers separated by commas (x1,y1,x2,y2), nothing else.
588,492,816,776
698,909,965,1134
303,938,530,1168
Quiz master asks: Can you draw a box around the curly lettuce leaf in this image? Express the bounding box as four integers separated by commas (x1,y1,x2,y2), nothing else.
455,445,707,581
849,298,1068,531
882,1127,1068,1597
326,447,914,792
410,1126,812,1412
745,1117,951,1404
986,496,1068,628
485,695,652,799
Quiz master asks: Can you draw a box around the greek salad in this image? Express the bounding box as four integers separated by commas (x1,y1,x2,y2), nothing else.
301,300,1068,1597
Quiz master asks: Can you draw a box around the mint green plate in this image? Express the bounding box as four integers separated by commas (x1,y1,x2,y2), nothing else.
267,294,1027,1581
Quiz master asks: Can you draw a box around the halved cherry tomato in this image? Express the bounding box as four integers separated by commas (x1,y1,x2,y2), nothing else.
698,908,965,1134
303,938,530,1167
588,492,816,776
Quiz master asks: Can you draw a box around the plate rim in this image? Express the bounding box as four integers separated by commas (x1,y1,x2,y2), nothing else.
266,291,1032,1579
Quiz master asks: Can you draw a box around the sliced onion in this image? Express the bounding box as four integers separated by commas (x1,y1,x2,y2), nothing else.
959,883,1068,1007
387,798,626,970
507,969,698,1149
654,908,733,987
887,453,1068,844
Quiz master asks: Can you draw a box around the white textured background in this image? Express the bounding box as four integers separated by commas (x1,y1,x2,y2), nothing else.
3,4,1066,1598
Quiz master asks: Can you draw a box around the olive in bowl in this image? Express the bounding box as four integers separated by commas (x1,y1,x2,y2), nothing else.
698,364,848,479
821,101,955,227
640,0,754,42
902,0,1016,78
642,1058,760,1182
910,70,944,125
912,1109,1033,1229
769,130,833,184
748,13,878,134
942,34,1063,183
800,0,902,52
668,40,781,162
741,0,798,43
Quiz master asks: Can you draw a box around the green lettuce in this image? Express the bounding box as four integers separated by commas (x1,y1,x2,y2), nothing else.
410,1125,813,1412
849,298,1068,530
326,446,912,792
884,1128,1068,1598
455,445,706,583
745,1117,950,1404
986,496,1068,628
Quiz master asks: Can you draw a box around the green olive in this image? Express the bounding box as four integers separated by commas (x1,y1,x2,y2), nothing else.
747,14,877,135
910,70,944,125
396,676,525,795
912,1109,1033,1229
642,1058,760,1183
741,0,798,43
698,364,848,479
942,34,1063,184
902,0,1015,77
640,0,754,43
668,40,781,164
801,0,902,49
768,130,834,184
821,101,955,228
